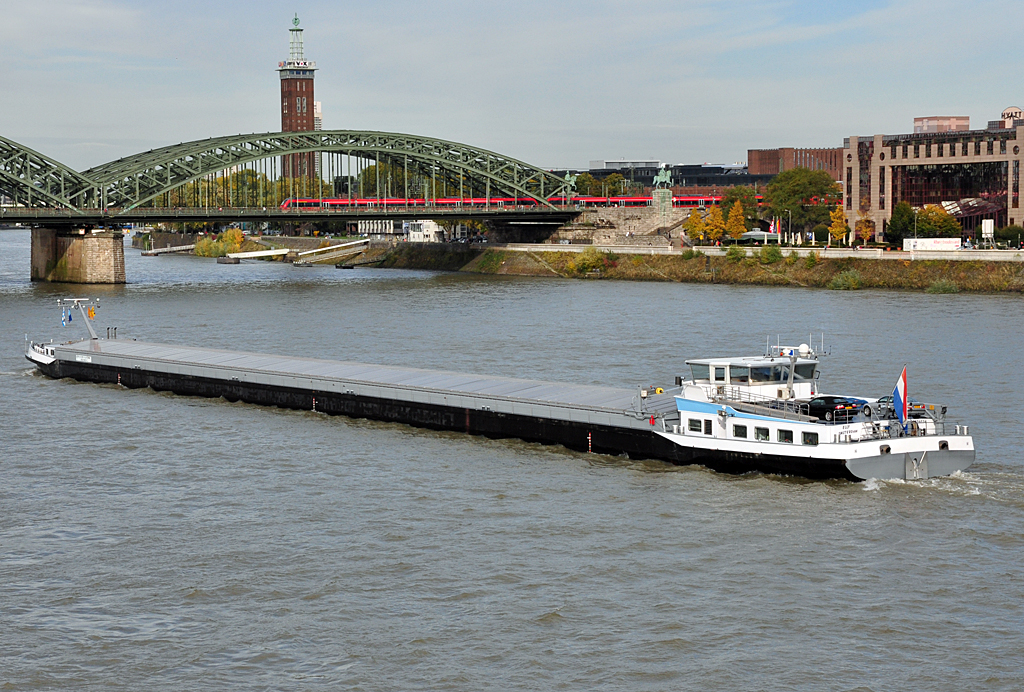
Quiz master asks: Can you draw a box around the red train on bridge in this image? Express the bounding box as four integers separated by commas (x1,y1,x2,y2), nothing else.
278,195,747,210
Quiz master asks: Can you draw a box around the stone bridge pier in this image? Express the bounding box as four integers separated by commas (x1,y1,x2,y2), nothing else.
31,228,126,284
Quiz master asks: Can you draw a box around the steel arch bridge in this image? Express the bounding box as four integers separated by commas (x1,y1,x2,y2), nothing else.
0,131,571,213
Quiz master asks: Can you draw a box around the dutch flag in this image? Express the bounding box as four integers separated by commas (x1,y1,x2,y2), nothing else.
892,366,908,425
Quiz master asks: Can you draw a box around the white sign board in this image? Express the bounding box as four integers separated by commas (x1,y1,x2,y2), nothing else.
981,219,995,239
903,238,962,251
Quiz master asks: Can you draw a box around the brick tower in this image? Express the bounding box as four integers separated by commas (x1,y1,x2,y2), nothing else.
278,14,317,179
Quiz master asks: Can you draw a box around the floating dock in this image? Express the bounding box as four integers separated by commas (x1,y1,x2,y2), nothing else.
30,338,691,464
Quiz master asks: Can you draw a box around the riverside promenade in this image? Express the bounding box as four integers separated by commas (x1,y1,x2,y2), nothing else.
502,244,1024,262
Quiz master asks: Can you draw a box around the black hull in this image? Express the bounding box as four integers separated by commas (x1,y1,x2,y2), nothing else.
33,357,857,480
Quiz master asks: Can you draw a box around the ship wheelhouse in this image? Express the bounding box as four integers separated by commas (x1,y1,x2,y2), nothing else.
685,353,819,403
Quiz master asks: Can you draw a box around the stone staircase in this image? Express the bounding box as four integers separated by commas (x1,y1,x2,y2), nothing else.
548,207,689,246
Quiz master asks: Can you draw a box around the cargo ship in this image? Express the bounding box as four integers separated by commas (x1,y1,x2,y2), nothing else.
27,300,974,481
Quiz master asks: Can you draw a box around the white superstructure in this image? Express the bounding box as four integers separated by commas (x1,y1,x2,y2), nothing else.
657,343,974,480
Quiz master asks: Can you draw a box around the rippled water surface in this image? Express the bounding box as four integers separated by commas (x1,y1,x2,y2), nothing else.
2,229,1023,690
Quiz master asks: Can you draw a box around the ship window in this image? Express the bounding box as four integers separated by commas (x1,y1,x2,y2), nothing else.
688,419,702,432
703,420,712,435
802,431,819,446
729,366,749,384
793,364,816,380
733,424,748,438
690,364,710,381
755,427,769,441
778,429,794,443
750,366,773,382
714,366,726,382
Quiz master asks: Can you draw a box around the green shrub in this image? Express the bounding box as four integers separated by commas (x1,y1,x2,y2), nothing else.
567,247,615,275
726,245,746,262
804,252,819,269
194,237,227,257
681,248,704,260
828,270,862,290
785,250,799,266
995,225,1023,242
758,245,783,264
925,279,960,294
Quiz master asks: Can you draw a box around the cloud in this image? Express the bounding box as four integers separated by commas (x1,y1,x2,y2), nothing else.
1,0,1023,171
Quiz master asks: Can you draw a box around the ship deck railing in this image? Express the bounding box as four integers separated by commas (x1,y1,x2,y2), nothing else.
712,385,814,421
830,419,968,444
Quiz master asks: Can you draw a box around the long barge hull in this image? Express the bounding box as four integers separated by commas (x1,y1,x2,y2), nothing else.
28,338,857,480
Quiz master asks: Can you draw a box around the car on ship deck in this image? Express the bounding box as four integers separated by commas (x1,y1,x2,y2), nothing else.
805,395,863,422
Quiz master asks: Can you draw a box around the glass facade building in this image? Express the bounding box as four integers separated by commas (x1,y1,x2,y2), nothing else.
844,126,1024,240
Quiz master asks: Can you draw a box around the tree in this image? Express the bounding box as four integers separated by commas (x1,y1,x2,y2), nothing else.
360,161,417,198
574,172,598,196
886,201,915,246
996,225,1024,243
828,206,849,245
855,210,875,245
916,205,961,237
726,201,747,241
705,205,726,243
763,168,842,233
599,173,625,196
720,186,758,230
684,208,707,243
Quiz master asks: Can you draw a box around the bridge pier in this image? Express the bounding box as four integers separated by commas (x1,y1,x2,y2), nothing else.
31,228,126,284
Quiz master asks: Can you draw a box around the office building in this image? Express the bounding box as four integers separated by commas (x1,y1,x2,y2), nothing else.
843,108,1024,239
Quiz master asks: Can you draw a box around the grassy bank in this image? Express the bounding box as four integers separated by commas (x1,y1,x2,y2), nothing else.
377,245,1024,292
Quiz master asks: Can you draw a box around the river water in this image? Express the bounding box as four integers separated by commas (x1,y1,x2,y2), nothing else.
2,229,1023,690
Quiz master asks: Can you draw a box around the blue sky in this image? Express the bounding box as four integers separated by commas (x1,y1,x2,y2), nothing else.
1,0,1022,171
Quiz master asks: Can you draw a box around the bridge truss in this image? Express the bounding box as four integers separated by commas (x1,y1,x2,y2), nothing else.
0,131,570,213
0,135,98,209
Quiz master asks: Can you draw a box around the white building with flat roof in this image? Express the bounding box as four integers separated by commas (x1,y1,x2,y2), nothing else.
406,220,445,243
589,159,661,170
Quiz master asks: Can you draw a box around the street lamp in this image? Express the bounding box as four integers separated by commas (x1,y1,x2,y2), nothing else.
785,209,792,245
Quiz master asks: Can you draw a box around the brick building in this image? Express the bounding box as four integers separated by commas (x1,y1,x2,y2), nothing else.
747,147,843,180
277,15,317,179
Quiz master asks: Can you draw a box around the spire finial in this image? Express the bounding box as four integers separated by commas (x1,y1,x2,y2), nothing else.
293,13,300,27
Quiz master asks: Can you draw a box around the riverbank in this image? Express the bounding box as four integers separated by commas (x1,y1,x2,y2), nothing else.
382,244,1024,292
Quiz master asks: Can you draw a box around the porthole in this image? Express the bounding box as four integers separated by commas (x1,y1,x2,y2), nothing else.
847,154,852,161
879,152,885,160
1015,146,1020,155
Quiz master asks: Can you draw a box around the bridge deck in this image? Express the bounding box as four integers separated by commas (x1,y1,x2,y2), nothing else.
1,206,578,225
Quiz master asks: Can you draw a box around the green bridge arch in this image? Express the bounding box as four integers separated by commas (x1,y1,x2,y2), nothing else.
1,131,570,213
